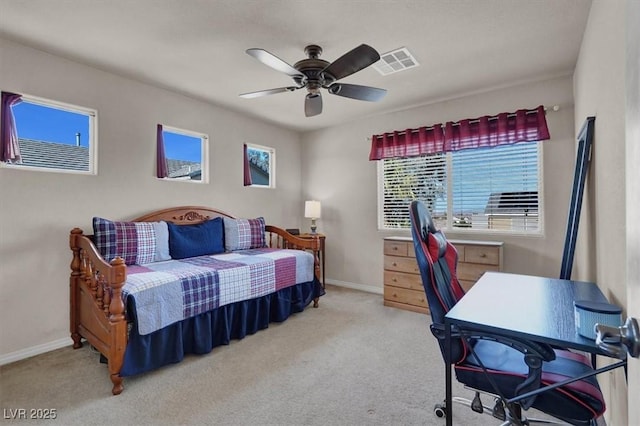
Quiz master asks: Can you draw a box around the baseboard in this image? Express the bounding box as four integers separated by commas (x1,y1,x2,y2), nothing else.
0,337,70,366
325,278,383,295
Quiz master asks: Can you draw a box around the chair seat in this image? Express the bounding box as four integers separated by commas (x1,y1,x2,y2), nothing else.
454,340,605,424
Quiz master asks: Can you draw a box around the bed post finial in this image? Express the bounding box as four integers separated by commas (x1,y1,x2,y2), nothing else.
108,257,127,395
69,228,84,349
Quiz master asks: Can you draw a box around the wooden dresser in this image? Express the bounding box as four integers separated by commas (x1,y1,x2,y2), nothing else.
383,236,503,314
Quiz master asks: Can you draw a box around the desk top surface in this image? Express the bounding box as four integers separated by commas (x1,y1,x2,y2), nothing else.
445,272,609,354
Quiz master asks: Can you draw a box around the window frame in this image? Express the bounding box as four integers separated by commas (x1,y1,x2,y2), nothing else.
246,143,276,188
159,124,209,184
377,142,545,236
1,93,98,175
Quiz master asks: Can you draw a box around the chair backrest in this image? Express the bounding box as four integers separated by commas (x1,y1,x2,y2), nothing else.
409,200,467,363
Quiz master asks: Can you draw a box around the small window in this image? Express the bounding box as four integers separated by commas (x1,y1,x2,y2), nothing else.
246,144,275,188
4,94,97,174
161,126,208,183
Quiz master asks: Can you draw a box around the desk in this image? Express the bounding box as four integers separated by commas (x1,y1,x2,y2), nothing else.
443,272,624,426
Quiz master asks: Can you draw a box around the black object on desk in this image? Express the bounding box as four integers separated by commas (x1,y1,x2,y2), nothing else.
560,116,595,280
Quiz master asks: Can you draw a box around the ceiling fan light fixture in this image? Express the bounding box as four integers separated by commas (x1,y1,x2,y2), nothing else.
305,92,322,117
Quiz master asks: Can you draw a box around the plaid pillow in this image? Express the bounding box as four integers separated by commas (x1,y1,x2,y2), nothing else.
92,217,171,265
223,217,266,251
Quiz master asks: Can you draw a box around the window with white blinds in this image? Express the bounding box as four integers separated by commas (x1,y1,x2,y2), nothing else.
379,141,542,233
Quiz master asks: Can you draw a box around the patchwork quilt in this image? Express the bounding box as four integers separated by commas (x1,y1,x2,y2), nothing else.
124,248,315,335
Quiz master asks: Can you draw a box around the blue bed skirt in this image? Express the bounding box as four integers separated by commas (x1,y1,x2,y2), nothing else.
120,278,324,376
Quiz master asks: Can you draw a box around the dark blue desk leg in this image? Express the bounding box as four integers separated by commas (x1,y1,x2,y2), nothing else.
445,320,452,426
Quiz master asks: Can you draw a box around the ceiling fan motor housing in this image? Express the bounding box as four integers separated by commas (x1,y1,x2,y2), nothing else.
294,45,335,93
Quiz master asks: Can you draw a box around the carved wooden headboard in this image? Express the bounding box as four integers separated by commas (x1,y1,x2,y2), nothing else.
132,206,235,224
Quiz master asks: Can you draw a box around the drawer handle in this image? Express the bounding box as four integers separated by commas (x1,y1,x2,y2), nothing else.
392,262,397,267
392,278,397,282
480,253,487,258
393,246,398,250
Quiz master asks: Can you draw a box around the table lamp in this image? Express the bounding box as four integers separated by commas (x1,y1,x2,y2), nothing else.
304,200,321,234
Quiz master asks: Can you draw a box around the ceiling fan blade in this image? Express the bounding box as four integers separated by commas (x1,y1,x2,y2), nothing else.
328,83,387,102
321,44,381,81
305,93,322,117
246,48,303,78
239,86,299,99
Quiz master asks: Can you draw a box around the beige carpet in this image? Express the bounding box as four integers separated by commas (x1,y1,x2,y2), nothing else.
1,285,561,425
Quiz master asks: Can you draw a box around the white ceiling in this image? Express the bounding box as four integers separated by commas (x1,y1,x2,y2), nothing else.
0,0,592,132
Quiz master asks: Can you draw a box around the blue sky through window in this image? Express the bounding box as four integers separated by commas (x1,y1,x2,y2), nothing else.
163,131,201,163
13,101,89,147
13,101,201,163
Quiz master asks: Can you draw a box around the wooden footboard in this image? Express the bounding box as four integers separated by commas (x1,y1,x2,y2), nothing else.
69,228,127,395
69,206,321,395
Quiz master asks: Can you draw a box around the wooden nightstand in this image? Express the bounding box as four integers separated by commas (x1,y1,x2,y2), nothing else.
298,233,326,288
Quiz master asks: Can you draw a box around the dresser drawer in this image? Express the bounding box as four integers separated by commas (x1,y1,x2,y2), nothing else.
384,256,420,274
461,245,500,265
384,285,427,309
384,270,423,291
384,240,409,256
457,262,500,282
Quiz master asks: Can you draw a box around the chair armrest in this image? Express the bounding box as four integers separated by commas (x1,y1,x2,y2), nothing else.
430,322,555,409
430,322,555,362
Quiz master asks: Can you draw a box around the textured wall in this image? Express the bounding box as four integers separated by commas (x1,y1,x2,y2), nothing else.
0,38,304,357
301,76,577,292
573,1,630,424
625,0,640,423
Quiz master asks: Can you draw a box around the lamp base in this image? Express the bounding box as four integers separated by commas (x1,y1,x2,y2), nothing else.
310,219,317,234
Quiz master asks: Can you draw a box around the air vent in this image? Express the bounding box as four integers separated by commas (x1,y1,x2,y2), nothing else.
373,47,419,76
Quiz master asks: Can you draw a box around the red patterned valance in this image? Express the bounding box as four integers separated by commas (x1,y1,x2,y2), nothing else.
369,105,550,160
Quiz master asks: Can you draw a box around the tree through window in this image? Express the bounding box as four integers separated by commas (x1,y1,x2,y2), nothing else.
246,144,275,188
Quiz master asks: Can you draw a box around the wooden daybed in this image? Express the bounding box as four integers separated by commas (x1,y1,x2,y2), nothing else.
69,206,323,395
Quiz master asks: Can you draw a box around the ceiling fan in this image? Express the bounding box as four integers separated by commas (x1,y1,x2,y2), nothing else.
240,44,387,117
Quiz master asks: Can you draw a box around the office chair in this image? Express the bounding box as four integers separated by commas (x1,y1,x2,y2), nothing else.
408,200,605,426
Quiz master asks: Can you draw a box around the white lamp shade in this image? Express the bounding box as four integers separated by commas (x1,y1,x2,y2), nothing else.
304,200,321,218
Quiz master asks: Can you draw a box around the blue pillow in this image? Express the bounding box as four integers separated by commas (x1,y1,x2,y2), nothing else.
167,217,225,259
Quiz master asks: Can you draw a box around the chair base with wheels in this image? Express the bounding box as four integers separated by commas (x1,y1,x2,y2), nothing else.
435,388,581,425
